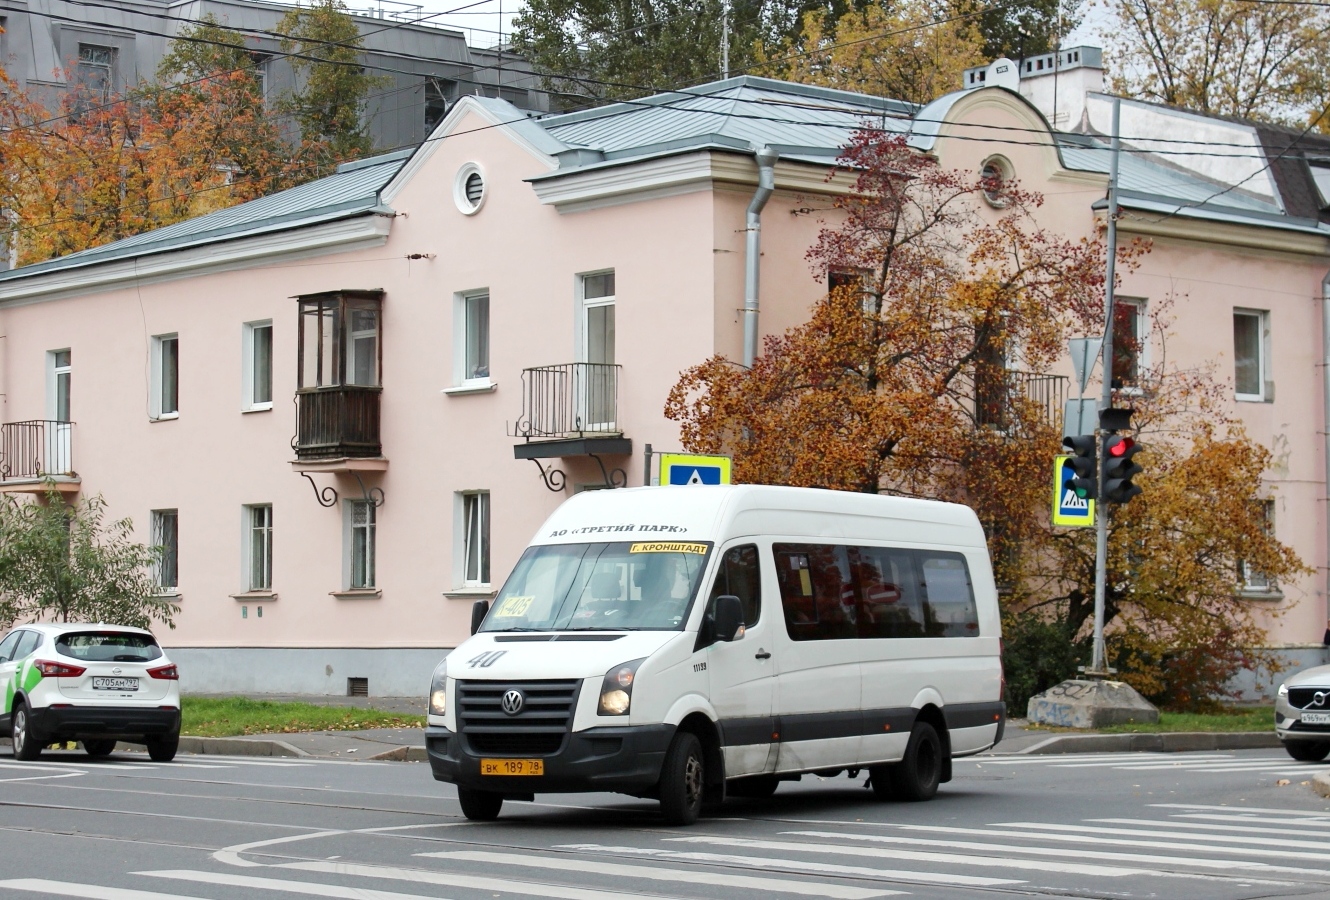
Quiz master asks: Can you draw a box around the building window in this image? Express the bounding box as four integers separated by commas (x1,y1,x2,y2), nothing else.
245,504,273,591
1112,298,1146,388
424,78,450,131
454,163,486,215
151,334,179,418
347,500,376,589
453,291,490,385
152,509,179,592
1238,500,1275,592
1234,309,1270,401
459,491,490,587
76,44,114,104
243,321,273,410
579,271,616,427
979,156,1013,208
48,349,71,421
248,53,269,101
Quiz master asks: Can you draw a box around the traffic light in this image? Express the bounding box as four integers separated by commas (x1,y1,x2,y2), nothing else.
1061,435,1097,501
1102,436,1143,504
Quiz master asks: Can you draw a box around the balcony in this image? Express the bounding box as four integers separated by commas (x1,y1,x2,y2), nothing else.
295,386,383,462
513,363,630,460
975,371,1068,433
0,419,80,493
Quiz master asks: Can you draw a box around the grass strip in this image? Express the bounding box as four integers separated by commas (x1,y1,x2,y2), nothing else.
181,697,425,737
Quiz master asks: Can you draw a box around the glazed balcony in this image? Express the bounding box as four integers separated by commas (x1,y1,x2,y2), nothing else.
0,419,80,493
295,386,382,461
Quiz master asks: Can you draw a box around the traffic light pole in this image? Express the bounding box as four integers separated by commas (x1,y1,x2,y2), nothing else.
1090,97,1122,676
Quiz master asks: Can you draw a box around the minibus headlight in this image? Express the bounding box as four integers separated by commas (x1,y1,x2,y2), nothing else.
599,658,645,716
428,660,448,717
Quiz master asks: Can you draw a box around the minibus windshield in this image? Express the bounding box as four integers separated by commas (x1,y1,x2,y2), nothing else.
482,541,713,632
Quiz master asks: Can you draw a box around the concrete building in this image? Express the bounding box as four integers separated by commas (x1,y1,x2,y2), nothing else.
0,66,1327,696
0,0,549,154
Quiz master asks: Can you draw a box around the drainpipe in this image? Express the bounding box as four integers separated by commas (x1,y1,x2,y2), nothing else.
1322,271,1330,651
743,146,779,368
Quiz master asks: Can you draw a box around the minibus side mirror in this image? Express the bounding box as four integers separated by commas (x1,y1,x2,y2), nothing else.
712,595,745,643
470,599,490,636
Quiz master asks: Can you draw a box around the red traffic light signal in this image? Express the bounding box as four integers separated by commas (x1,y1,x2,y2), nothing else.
1103,436,1142,504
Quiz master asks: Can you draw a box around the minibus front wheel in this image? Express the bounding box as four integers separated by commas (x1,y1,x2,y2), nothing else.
457,788,504,821
659,731,705,826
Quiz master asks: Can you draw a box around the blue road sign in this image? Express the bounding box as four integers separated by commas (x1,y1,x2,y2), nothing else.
1053,455,1095,527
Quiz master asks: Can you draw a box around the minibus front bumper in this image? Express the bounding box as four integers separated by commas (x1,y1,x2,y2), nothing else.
425,724,674,794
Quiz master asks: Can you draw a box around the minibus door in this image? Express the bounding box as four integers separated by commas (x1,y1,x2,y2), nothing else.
704,544,776,778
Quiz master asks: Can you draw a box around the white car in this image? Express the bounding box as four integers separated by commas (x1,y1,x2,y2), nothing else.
0,623,181,761
1275,663,1330,761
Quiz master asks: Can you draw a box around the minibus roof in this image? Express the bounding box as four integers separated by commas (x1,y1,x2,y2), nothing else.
532,485,986,549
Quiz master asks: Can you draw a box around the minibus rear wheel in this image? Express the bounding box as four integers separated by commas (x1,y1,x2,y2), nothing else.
457,788,504,821
888,722,942,801
659,731,705,825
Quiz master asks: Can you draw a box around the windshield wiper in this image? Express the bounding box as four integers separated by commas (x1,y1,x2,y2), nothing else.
561,626,631,632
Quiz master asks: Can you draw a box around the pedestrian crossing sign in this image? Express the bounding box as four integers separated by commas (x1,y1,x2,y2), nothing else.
1052,454,1094,527
659,453,732,486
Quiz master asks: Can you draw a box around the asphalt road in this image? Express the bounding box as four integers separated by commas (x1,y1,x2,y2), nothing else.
2,747,1330,900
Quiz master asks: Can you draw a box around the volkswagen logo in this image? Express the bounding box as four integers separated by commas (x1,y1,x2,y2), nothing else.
501,690,524,716
1314,691,1328,708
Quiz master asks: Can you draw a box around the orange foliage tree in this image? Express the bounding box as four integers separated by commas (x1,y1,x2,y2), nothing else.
0,49,310,265
666,130,1107,575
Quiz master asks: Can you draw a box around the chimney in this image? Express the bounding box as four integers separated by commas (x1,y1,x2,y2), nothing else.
963,46,1103,131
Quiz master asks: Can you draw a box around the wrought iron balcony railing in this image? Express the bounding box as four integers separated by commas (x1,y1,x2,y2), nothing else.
295,386,382,460
975,371,1068,432
0,419,75,482
516,363,621,441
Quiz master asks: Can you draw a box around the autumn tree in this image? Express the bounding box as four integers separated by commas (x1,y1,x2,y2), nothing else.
761,0,987,107
157,14,257,84
513,0,811,101
666,130,1106,575
1107,0,1330,129
0,489,176,631
276,0,387,166
979,0,1082,61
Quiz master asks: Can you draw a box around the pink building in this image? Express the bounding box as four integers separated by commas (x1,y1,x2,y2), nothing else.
1,58,1326,695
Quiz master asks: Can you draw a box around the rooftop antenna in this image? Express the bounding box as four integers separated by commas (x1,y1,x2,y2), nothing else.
721,0,730,79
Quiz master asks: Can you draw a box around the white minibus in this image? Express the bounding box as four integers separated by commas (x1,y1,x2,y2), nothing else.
425,485,1005,824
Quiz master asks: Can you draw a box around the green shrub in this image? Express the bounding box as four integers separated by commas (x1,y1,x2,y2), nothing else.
1002,611,1089,714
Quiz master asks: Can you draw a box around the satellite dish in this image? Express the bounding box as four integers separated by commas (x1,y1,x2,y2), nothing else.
985,58,1020,92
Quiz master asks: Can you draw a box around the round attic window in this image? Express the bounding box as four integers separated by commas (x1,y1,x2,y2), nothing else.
980,156,1013,208
454,163,486,215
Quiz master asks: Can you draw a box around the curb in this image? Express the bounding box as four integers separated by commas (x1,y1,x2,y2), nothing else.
367,745,428,762
1011,731,1282,755
176,736,311,758
1313,773,1330,799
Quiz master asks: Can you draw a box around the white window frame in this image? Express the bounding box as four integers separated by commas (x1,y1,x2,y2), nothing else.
243,504,273,592
455,491,490,588
447,289,494,393
46,348,71,421
242,320,274,412
344,500,377,590
1233,308,1271,403
1239,499,1276,593
576,270,616,365
150,333,179,420
1113,297,1148,393
152,509,179,594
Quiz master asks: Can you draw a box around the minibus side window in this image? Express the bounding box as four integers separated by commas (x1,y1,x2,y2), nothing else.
774,543,856,641
918,552,980,637
853,546,925,639
707,545,762,627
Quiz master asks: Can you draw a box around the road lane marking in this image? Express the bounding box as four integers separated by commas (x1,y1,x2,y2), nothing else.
138,871,453,900
0,879,209,900
213,830,347,867
419,849,901,898
978,754,1238,766
664,835,1144,878
995,820,1330,851
882,824,1330,863
275,860,700,900
554,844,1022,887
780,831,1309,880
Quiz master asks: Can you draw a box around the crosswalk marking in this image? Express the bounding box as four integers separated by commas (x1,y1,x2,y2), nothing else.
0,879,209,900
554,843,1024,887
276,860,693,900
995,820,1330,851
1155,802,1330,817
419,850,901,898
882,823,1328,862
977,753,1237,766
780,830,1311,880
138,871,452,900
664,834,1148,878
1090,816,1330,839
1171,812,1330,828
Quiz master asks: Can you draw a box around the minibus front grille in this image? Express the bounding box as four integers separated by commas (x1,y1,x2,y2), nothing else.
457,679,580,757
